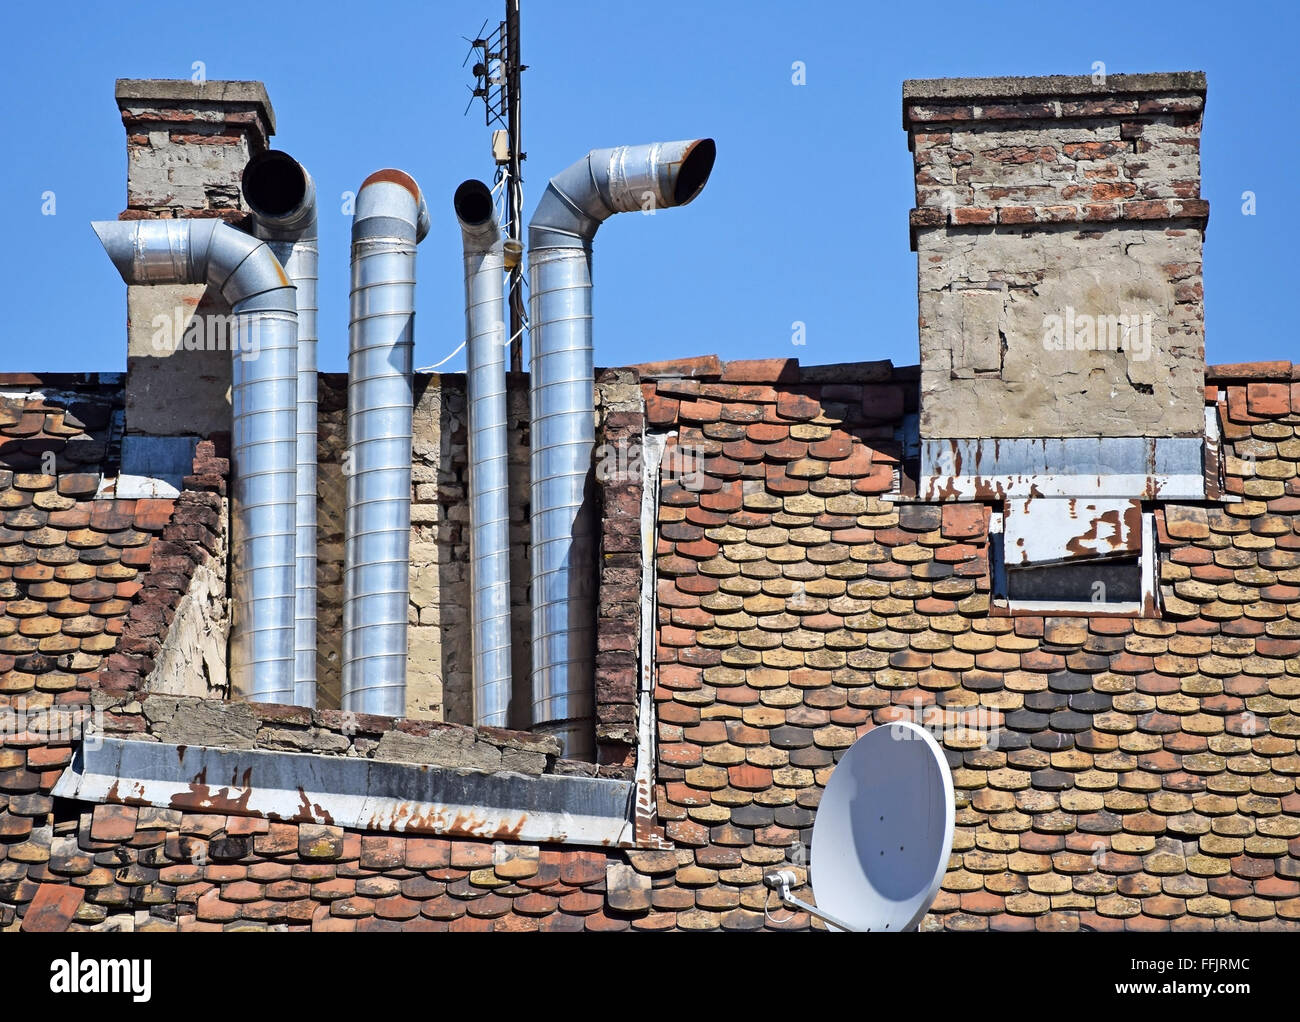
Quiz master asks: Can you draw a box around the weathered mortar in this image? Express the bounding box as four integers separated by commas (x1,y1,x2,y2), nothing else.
904,73,1208,439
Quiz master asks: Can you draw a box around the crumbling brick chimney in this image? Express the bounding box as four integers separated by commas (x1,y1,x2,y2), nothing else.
116,79,276,440
904,72,1209,497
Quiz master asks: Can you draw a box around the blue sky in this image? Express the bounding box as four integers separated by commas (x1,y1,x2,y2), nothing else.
4,0,1296,374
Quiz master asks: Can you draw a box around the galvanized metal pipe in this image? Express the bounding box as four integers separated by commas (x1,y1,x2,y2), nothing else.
243,151,319,709
527,139,716,758
342,170,429,716
92,217,299,703
455,179,514,728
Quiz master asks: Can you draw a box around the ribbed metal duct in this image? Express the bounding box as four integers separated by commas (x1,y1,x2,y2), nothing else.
342,170,429,716
242,150,319,709
454,179,514,728
527,138,716,758
92,218,299,703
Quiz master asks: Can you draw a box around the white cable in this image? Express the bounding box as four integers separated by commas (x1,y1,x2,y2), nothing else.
416,340,467,373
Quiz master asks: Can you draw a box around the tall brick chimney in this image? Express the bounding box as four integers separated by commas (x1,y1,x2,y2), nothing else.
904,72,1209,500
116,79,276,441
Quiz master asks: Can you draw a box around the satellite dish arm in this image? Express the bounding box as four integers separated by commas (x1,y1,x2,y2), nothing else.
764,870,860,933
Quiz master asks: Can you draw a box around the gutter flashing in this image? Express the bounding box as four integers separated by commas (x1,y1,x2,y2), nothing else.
54,736,636,848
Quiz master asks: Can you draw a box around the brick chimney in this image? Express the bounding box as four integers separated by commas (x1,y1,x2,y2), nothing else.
116,79,276,439
904,72,1209,499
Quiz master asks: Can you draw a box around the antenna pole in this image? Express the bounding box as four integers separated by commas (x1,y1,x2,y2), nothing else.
505,0,524,373
464,4,527,372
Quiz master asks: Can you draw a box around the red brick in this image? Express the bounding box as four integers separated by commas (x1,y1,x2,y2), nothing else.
19,883,83,932
764,464,807,495
558,850,607,886
405,837,451,870
775,391,822,421
1247,382,1290,417
133,498,176,531
941,503,986,539
677,398,723,422
359,835,405,870
631,355,722,378
375,895,421,920
645,393,679,426
195,891,240,922
449,840,495,868
720,358,799,383
90,803,138,842
728,763,772,790
829,445,873,478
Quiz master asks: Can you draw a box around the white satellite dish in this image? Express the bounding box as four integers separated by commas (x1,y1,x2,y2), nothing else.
765,720,955,932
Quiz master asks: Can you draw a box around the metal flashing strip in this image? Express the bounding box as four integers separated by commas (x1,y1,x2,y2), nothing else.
54,737,636,848
1003,497,1142,566
919,436,1206,500
635,432,670,847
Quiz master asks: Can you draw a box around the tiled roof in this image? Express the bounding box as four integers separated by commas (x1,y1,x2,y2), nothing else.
6,362,1300,931
0,379,174,701
642,366,1300,931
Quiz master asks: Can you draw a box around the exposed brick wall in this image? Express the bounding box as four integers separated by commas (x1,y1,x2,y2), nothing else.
314,372,532,722
103,437,229,695
906,73,1208,440
593,369,645,765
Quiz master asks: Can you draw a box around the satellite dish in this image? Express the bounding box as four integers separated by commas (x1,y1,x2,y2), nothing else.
766,720,955,932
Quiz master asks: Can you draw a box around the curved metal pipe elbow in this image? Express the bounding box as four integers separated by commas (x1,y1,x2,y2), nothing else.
525,138,715,759
242,150,317,240
528,138,716,248
92,217,299,705
455,180,514,730
342,169,428,717
244,151,320,710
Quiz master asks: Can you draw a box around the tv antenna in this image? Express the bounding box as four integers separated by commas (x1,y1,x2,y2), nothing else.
464,0,527,372
764,720,956,932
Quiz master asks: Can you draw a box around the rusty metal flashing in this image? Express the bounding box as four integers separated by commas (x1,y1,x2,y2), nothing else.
989,507,1160,618
1003,497,1142,566
919,436,1205,501
54,737,637,847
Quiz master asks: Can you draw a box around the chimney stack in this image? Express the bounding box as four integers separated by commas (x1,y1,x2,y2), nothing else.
115,79,276,441
904,72,1209,499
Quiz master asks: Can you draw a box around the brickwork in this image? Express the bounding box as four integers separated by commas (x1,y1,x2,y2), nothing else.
315,372,534,722
906,73,1208,440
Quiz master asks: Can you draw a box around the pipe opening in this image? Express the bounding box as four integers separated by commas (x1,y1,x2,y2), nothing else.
454,179,496,227
673,139,716,206
243,150,308,218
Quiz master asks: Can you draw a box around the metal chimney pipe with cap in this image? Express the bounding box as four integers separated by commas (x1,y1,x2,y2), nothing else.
92,218,300,703
342,169,430,716
527,138,717,758
241,150,319,709
454,179,514,728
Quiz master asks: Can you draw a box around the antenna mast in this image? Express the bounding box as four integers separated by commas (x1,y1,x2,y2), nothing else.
466,1,527,372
